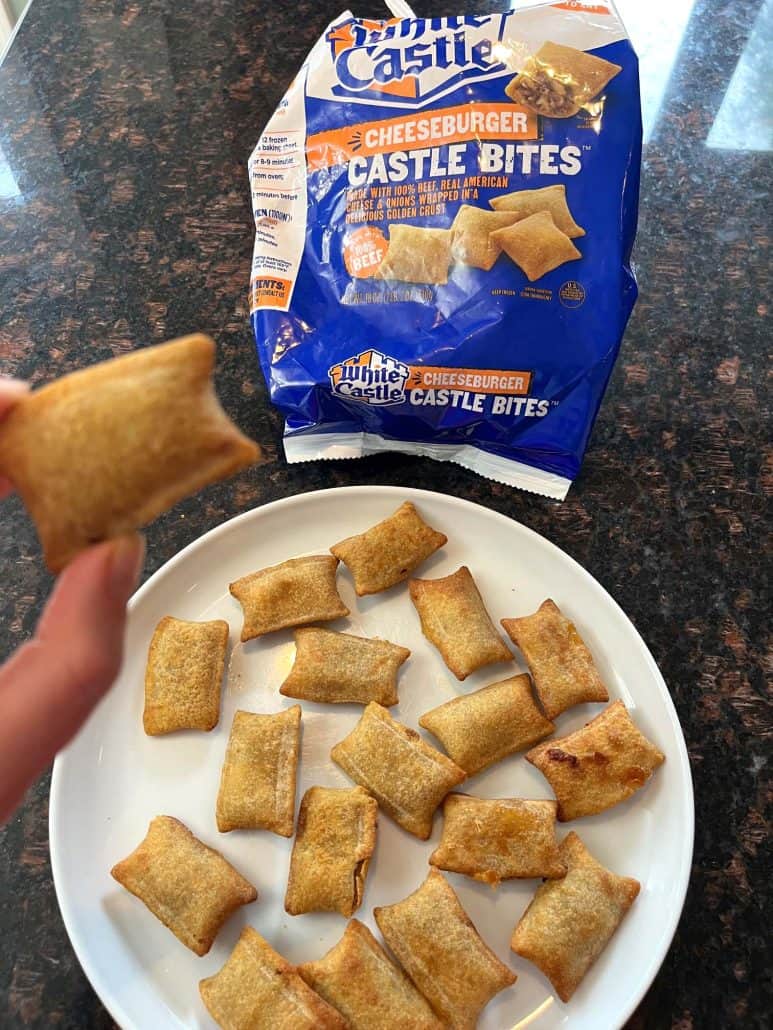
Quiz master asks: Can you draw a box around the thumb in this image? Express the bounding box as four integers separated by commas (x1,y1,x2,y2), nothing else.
0,377,28,418
0,534,144,823
35,533,145,691
0,378,28,500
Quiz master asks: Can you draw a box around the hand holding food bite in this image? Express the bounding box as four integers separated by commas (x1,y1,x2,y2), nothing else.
0,337,258,823
0,378,145,823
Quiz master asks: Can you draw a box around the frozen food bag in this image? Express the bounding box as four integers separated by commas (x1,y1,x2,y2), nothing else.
248,1,642,498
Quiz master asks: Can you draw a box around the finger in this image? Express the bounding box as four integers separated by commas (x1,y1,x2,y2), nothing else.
0,377,28,418
0,534,144,823
0,378,28,499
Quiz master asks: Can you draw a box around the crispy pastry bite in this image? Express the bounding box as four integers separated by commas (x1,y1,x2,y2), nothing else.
285,786,378,917
216,707,301,836
501,598,609,719
419,673,553,775
110,815,256,956
489,184,585,238
511,831,639,1002
506,41,622,118
200,926,346,1030
330,500,447,596
526,700,665,821
330,702,465,839
490,211,581,282
377,224,452,285
280,627,410,706
375,868,516,1029
450,205,522,270
429,795,565,884
409,565,512,680
0,334,259,572
143,616,229,734
299,919,443,1030
229,555,348,641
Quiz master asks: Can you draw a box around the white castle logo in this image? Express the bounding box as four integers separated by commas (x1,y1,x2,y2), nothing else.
322,14,512,109
329,349,410,405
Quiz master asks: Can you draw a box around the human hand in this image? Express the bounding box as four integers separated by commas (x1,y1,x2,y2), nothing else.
0,378,144,823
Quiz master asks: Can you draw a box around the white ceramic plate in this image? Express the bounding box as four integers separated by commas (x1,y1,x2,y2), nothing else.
50,486,693,1030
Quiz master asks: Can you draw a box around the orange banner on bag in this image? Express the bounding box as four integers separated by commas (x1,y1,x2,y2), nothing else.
307,103,538,171
249,275,293,312
407,365,532,395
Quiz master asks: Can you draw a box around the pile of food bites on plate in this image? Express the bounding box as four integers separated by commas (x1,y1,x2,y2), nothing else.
112,501,665,1028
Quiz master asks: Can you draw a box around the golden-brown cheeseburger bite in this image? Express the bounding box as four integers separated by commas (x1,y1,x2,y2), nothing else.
450,205,522,270
419,673,553,775
200,926,346,1029
216,707,301,836
377,225,453,285
229,555,348,641
331,702,465,839
409,565,512,680
526,700,665,821
429,795,565,885
280,627,410,707
285,786,378,917
511,832,639,1002
490,212,581,283
110,815,256,956
0,334,259,572
330,500,447,596
299,919,443,1030
501,598,609,719
505,41,621,118
489,184,585,238
375,868,517,1029
143,616,229,735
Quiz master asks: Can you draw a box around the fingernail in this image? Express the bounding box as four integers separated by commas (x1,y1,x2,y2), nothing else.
0,377,29,395
107,534,145,601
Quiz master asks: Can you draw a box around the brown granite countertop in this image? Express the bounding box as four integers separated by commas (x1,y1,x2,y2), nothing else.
0,0,770,1027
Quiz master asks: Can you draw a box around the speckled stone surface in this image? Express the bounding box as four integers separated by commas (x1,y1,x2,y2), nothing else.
0,0,770,1027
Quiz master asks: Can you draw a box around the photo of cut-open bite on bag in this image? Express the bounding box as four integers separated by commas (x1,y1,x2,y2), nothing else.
506,41,622,118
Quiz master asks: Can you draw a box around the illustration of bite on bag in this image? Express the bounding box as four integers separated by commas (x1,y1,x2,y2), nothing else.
248,1,642,499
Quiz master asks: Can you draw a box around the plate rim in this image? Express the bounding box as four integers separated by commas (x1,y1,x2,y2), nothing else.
49,484,694,1030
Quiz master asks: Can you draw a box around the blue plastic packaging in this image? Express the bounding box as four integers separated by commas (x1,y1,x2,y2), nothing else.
249,2,641,498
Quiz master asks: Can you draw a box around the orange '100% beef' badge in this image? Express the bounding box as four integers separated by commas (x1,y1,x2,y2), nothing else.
343,226,388,278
